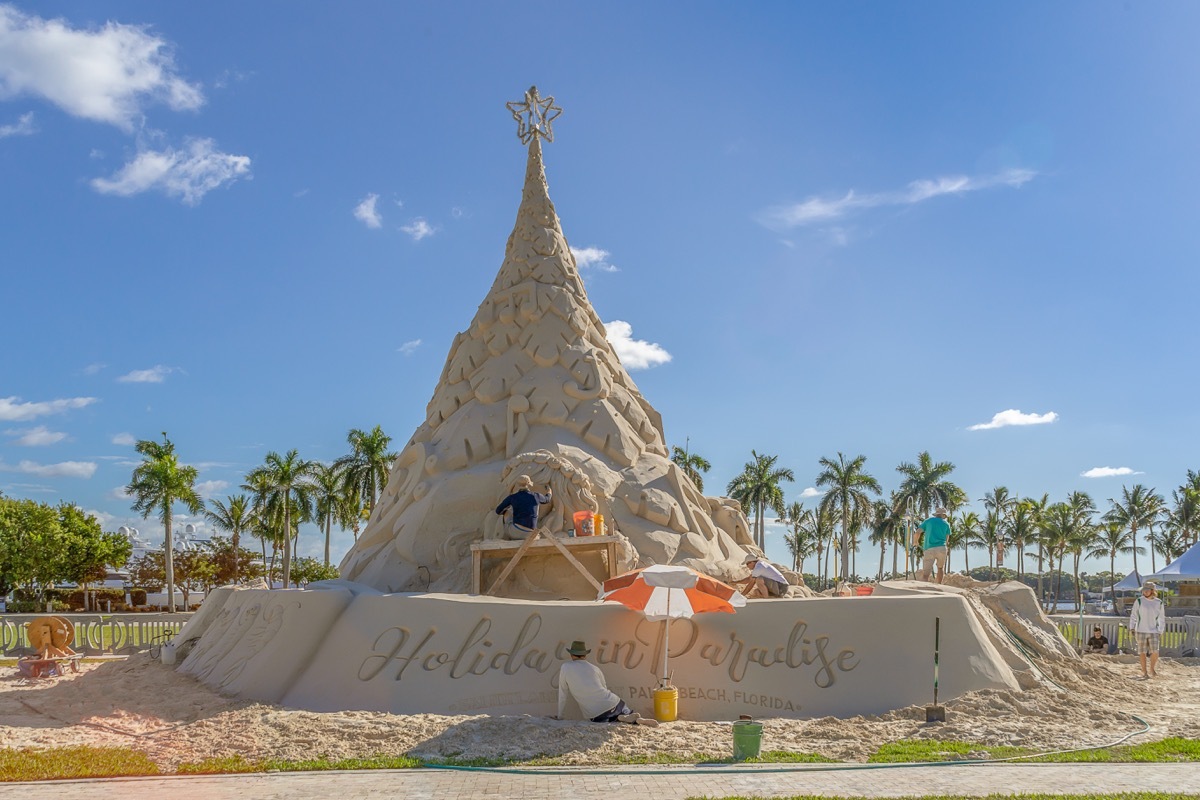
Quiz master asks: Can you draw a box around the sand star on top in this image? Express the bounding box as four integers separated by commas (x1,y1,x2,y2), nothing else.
507,85,562,144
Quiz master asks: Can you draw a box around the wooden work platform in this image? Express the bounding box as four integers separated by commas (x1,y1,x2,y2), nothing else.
470,534,620,596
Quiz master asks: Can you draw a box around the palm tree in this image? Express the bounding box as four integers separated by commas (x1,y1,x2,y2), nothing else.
1007,500,1037,579
1104,484,1160,577
895,451,961,519
335,425,397,519
950,510,981,575
1141,491,1167,573
204,494,255,583
126,433,203,612
1088,521,1139,600
781,501,815,573
727,451,794,550
800,504,835,589
310,462,357,567
869,497,904,581
1024,493,1050,601
245,450,316,588
977,511,1006,581
1168,486,1200,547
671,444,711,492
981,486,1016,570
816,453,881,583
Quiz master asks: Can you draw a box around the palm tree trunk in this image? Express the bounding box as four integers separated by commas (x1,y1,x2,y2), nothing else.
1110,552,1117,607
232,530,240,583
1131,525,1139,576
892,540,899,578
282,503,292,588
878,541,885,582
163,504,176,613
324,515,332,567
1148,525,1157,573
840,509,850,583
964,541,970,576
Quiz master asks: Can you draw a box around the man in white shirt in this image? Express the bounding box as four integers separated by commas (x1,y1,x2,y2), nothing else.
736,553,789,598
1129,581,1167,679
554,640,658,726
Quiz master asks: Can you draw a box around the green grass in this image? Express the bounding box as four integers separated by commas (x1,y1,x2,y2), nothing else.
177,753,423,774
0,746,160,781
866,738,1200,764
2,738,1197,782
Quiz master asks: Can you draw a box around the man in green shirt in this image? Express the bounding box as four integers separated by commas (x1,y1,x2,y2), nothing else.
912,507,951,584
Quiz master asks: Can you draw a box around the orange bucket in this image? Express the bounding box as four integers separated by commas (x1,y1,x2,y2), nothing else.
855,585,874,596
573,510,595,536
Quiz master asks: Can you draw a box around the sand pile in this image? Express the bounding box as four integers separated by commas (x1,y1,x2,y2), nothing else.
2,580,1197,769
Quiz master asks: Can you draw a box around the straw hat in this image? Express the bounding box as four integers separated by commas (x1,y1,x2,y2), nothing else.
744,553,759,564
934,507,948,517
1142,581,1157,593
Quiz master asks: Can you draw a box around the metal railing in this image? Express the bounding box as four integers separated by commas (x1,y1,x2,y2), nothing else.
0,613,191,657
1051,614,1199,657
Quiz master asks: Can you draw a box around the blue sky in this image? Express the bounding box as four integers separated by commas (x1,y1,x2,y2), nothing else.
2,1,1198,577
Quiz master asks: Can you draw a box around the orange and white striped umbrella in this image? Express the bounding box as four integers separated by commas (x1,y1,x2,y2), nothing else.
600,564,745,683
599,564,746,619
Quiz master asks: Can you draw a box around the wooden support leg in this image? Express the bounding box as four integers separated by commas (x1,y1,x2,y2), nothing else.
545,534,604,595
485,531,542,596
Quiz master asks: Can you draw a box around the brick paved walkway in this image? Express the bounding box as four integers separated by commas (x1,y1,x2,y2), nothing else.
0,762,1194,800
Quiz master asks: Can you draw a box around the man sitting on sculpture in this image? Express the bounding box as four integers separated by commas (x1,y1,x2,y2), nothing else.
495,474,553,539
736,553,789,598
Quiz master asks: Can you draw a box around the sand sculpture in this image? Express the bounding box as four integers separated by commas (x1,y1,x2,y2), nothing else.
339,87,759,598
167,90,1071,722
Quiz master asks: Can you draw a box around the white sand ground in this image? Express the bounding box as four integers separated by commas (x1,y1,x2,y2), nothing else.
2,590,1198,769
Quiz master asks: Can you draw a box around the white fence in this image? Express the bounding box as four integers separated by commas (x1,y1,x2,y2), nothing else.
1051,614,1200,657
0,613,190,657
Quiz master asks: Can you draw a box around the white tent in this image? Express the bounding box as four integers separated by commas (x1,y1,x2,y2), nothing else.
1148,540,1200,581
1102,570,1144,593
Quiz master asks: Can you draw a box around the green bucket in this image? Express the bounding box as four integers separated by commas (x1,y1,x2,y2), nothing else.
731,720,763,761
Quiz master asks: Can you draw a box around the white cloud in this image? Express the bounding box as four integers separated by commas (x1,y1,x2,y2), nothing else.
571,246,619,273
758,168,1037,230
0,395,97,421
5,425,67,446
0,5,203,131
5,459,97,478
353,193,382,228
117,364,173,383
0,110,34,137
397,339,421,356
1081,466,1142,479
111,432,136,446
401,217,435,241
799,487,823,499
968,409,1058,431
195,479,229,499
91,137,250,205
604,320,672,370
108,485,132,500
83,362,107,375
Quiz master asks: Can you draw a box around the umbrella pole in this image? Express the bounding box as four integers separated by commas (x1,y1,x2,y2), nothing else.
661,591,670,686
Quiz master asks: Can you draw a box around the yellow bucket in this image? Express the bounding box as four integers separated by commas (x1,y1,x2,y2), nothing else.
653,686,678,722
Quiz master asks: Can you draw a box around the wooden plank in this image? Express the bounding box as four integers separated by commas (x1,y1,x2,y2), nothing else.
471,535,619,553
471,549,482,595
543,534,604,594
484,529,544,596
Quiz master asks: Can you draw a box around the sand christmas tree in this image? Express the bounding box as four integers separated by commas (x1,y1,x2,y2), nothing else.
338,88,758,597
